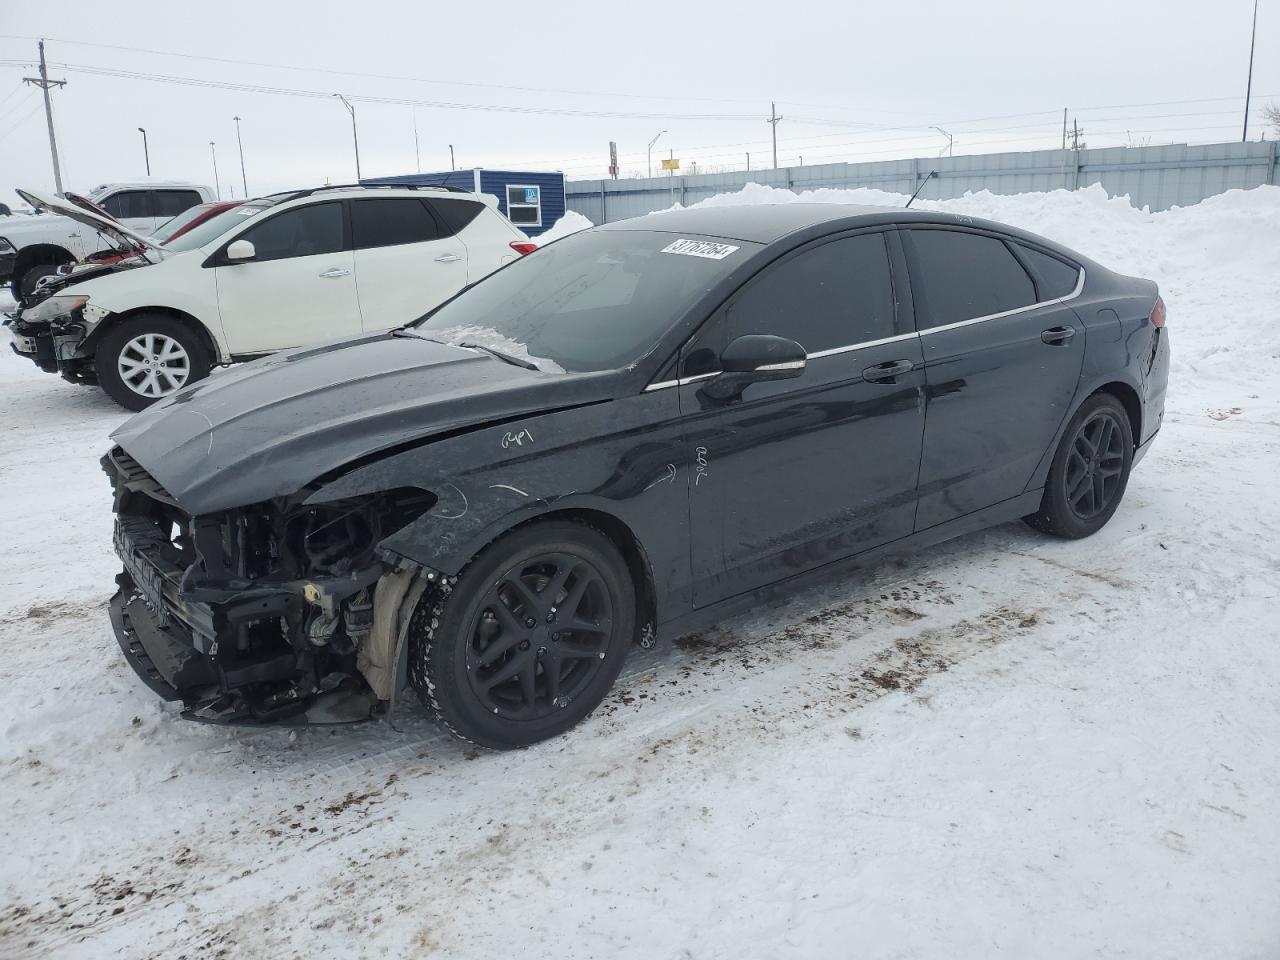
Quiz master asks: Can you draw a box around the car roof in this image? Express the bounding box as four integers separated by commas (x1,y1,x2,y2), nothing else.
595,201,1093,264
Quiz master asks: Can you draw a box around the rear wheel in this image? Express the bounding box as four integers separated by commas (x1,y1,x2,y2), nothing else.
1024,393,1134,539
95,315,212,411
409,520,635,749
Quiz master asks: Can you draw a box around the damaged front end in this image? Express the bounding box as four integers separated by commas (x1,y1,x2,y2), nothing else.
103,446,437,724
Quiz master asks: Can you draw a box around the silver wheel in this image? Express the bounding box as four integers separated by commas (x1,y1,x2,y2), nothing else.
116,333,191,399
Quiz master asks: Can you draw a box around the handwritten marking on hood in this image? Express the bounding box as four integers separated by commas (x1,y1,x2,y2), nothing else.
501,428,534,449
489,484,529,497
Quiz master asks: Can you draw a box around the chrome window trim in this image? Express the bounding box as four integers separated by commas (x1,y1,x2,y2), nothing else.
918,266,1086,337
643,265,1083,392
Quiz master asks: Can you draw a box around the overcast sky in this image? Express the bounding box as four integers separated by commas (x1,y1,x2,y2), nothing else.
0,0,1275,202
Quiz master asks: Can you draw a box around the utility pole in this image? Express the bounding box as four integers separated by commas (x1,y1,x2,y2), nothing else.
137,128,150,176
767,101,784,169
233,116,248,197
1062,108,1068,150
449,144,455,171
1243,0,1259,140
1071,119,1084,151
209,141,221,199
23,39,66,194
413,110,421,173
746,152,750,172
932,126,953,157
333,94,361,181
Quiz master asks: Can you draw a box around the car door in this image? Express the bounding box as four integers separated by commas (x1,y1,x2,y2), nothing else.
677,230,926,607
902,227,1086,530
211,200,361,354
349,196,469,330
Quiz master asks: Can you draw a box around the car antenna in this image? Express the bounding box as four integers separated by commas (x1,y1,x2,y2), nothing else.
905,170,938,208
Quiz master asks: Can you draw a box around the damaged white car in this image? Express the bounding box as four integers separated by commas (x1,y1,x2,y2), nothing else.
4,185,537,409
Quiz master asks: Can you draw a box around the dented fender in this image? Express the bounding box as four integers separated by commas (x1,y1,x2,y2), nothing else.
305,385,696,619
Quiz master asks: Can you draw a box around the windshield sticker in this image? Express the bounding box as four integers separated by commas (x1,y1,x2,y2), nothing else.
661,238,740,260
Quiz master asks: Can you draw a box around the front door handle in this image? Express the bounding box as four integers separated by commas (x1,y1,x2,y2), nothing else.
862,359,915,383
434,253,462,263
318,267,351,279
1041,326,1076,345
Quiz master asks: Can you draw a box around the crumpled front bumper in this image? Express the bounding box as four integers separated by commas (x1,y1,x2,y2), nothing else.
4,315,93,380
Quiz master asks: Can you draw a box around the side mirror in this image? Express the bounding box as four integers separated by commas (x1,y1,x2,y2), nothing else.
702,334,806,401
225,239,256,262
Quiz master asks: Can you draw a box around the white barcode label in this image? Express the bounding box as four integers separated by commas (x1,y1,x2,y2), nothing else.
660,238,740,260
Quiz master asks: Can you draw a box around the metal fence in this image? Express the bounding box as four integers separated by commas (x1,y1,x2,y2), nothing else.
567,140,1279,223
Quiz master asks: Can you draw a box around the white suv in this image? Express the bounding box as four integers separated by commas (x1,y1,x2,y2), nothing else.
5,185,537,409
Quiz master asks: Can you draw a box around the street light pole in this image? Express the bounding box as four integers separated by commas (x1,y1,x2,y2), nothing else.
1243,0,1259,141
209,141,220,200
137,127,150,176
233,116,248,197
648,129,667,178
333,94,361,181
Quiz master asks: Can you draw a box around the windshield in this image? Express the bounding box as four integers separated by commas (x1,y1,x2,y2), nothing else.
153,204,222,245
416,229,758,373
164,202,272,253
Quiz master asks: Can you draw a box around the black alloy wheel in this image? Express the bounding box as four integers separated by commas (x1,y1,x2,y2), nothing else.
1025,392,1134,539
410,520,634,749
466,551,614,719
1064,410,1127,520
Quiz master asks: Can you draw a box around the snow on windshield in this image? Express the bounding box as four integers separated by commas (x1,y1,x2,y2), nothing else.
428,324,566,374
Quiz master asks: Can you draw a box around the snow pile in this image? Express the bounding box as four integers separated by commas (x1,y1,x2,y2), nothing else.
531,209,593,245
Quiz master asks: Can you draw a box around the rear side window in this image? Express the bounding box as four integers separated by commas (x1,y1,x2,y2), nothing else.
906,229,1036,328
726,233,897,353
152,190,203,218
350,198,440,249
101,190,152,219
237,202,344,262
428,198,484,236
1013,243,1080,300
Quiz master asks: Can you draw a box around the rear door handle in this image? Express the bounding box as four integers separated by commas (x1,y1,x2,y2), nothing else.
862,359,915,383
434,253,462,263
318,267,351,279
1041,326,1076,345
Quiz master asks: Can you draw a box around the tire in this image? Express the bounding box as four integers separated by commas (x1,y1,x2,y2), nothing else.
95,315,212,411
1024,392,1134,539
409,520,635,749
13,259,68,300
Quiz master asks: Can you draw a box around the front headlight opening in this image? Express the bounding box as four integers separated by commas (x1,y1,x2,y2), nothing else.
23,295,88,324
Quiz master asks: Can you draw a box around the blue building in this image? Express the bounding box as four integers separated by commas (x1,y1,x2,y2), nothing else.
361,168,567,238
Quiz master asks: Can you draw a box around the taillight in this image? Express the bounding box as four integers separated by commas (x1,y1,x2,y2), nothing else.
510,241,538,256
1150,295,1166,328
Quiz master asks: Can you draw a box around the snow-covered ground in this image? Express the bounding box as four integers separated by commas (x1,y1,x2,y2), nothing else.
2,185,1279,959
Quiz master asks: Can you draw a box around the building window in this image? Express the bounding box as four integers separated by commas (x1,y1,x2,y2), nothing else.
506,184,542,227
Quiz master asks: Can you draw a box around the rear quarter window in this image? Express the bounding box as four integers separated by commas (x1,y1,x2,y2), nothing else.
1013,243,1081,300
906,229,1036,328
428,198,484,236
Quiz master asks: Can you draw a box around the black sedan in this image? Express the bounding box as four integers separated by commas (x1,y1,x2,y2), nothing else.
103,203,1169,748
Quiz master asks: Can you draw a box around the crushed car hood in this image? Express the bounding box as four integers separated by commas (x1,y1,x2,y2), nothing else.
110,333,617,516
16,188,165,255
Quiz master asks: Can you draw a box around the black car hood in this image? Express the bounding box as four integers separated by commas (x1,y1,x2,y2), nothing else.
111,333,617,515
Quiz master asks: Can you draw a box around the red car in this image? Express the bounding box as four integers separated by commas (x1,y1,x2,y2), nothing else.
57,199,242,274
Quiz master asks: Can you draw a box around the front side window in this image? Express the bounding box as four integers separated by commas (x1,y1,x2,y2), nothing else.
905,229,1036,328
726,233,897,353
506,185,541,227
152,190,203,219
416,228,758,372
235,202,344,262
351,198,440,249
101,190,153,220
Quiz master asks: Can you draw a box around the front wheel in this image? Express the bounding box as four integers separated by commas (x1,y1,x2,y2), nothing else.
409,520,635,749
95,315,212,411
1024,393,1134,539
